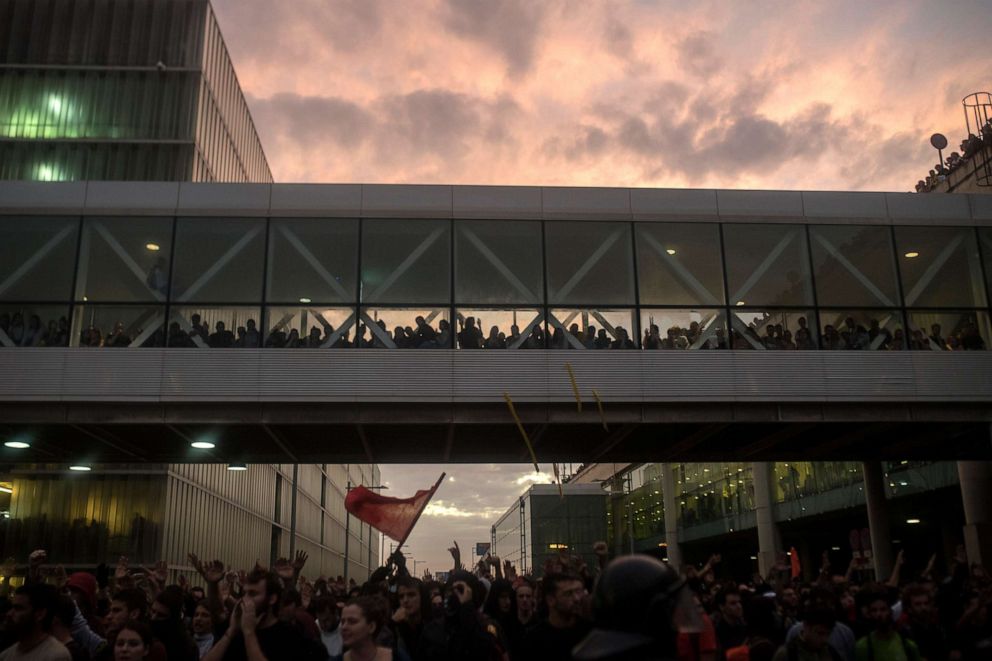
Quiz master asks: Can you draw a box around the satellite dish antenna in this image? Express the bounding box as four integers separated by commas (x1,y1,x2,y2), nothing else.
930,133,948,175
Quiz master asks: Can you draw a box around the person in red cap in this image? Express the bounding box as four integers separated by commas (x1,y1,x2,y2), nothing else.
64,573,105,638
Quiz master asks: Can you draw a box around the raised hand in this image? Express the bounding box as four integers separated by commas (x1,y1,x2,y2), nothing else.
189,554,226,584
151,560,168,585
115,556,130,581
292,550,309,576
503,560,516,581
447,541,462,570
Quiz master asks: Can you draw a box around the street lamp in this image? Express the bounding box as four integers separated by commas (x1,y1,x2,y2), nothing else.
344,480,388,585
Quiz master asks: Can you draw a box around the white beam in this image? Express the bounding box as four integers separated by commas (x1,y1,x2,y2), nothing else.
547,313,586,349
277,225,353,301
365,227,445,302
358,311,397,349
639,231,721,305
812,233,895,307
508,313,544,349
175,226,262,302
730,316,768,351
903,234,963,306
91,222,165,302
320,312,357,348
127,313,165,348
459,227,539,302
552,229,622,302
729,231,796,305
0,225,75,298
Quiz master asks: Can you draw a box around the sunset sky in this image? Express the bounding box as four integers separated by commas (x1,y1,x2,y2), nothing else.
208,0,991,572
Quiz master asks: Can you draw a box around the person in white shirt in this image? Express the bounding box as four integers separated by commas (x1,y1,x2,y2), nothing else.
315,596,343,657
0,584,71,661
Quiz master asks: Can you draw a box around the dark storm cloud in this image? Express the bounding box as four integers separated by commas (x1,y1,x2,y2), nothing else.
440,0,550,75
249,93,375,150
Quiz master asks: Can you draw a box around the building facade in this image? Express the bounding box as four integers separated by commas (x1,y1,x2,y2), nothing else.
492,484,608,578
576,460,975,582
0,462,382,579
0,0,272,182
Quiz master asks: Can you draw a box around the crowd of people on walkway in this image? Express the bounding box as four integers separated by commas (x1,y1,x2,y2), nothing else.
1,539,990,660
916,120,992,193
1,311,988,352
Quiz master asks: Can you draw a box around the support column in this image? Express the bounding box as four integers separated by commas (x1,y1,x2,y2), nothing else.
660,463,683,570
752,462,781,578
862,461,893,580
958,461,992,567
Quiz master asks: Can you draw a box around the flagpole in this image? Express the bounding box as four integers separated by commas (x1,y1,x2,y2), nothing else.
395,472,446,553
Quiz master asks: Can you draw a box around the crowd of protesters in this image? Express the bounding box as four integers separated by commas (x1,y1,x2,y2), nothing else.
2,311,987,352
1,538,990,661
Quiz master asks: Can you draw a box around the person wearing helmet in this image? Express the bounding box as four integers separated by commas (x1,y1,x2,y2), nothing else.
572,555,703,661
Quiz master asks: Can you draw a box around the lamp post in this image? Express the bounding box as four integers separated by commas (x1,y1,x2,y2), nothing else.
343,480,388,585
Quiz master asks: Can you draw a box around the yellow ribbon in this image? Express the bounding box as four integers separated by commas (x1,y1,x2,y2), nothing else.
504,392,539,472
565,363,582,412
592,388,609,432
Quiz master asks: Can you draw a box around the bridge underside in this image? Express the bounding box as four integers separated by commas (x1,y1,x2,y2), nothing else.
1,401,989,464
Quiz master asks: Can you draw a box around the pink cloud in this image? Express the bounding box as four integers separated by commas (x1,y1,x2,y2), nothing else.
213,0,991,191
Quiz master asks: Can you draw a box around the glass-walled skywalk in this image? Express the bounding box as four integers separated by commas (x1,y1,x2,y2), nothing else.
2,214,989,351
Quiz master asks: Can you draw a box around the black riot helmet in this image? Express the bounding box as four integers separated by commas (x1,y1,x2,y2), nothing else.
573,555,702,661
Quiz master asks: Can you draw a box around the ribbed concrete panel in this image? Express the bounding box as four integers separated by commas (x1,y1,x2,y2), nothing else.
641,352,731,400
325,350,454,402
452,352,548,401
732,352,834,401
545,352,643,400
910,353,992,400
0,350,66,398
1,349,991,404
160,349,261,400
818,353,917,400
61,349,164,400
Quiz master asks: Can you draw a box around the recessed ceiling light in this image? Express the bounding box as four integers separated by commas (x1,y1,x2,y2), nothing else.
666,249,677,255
831,546,840,551
69,465,91,472
906,518,921,524
904,251,919,258
736,301,745,306
145,243,160,251
227,463,247,471
4,441,29,449
191,441,215,450
299,297,311,303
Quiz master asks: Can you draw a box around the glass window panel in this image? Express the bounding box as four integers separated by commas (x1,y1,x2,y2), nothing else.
547,308,636,349
545,222,634,305
71,305,165,347
729,308,817,349
357,308,451,348
635,223,725,306
894,227,987,308
0,304,69,347
722,224,813,306
980,229,992,302
817,309,904,350
455,220,543,305
906,310,989,351
810,225,900,307
0,216,78,301
639,309,727,350
360,220,450,304
267,219,358,304
167,306,261,348
454,308,543,349
75,217,172,302
171,218,265,303
264,306,356,348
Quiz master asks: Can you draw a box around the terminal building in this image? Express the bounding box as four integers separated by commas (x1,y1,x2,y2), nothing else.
0,0,272,182
0,0,380,580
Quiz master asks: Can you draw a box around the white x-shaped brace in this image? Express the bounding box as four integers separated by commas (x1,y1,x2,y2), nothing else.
174,226,264,302
0,224,76,300
77,221,167,303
